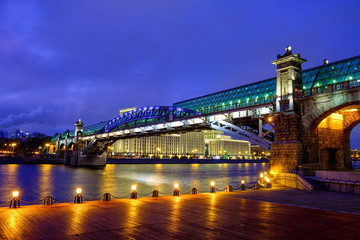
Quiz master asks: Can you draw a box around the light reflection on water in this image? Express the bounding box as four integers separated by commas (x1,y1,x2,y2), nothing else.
0,163,267,204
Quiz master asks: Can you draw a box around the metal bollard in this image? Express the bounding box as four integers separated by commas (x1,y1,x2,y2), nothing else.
191,188,198,195
9,198,20,208
225,185,233,192
74,194,83,203
152,190,159,198
103,193,111,201
210,186,216,193
10,191,20,208
130,191,137,199
173,189,180,196
43,196,54,206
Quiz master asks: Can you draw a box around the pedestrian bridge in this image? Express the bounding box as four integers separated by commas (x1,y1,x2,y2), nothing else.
53,46,360,172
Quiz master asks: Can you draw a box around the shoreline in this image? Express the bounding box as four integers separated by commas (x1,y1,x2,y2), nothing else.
0,156,269,164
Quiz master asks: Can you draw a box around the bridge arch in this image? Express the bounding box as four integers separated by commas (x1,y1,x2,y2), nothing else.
305,101,360,169
101,106,201,133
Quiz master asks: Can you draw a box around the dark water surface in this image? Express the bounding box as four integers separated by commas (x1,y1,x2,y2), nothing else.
0,163,268,204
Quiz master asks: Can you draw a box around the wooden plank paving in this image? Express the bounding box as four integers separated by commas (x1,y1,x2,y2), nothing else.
1,192,360,239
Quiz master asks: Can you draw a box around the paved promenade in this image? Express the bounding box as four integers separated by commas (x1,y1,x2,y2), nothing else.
1,185,360,239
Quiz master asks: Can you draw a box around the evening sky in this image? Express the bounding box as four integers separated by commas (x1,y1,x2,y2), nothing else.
1,0,360,146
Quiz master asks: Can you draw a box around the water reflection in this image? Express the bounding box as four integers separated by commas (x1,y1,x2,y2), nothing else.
0,163,267,204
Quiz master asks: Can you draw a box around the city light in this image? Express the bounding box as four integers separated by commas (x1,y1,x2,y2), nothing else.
210,181,215,186
12,191,19,198
241,180,245,184
132,185,137,191
174,183,179,189
260,173,264,178
76,188,82,194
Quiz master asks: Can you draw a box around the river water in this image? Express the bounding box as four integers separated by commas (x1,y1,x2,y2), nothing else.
0,163,268,204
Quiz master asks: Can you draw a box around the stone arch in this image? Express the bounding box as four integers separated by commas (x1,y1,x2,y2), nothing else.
304,101,360,169
59,143,66,159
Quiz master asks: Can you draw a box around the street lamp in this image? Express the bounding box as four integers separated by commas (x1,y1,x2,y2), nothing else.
156,147,161,158
11,143,16,155
45,144,50,154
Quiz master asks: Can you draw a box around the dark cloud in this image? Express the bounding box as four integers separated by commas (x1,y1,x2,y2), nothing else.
1,0,360,146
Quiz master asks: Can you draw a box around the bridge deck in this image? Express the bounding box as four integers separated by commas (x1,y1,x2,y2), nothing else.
1,186,360,239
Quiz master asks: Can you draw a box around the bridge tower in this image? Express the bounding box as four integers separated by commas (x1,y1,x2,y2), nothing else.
71,119,107,167
270,46,307,172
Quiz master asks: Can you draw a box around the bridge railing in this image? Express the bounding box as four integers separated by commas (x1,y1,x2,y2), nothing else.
298,163,326,176
303,78,360,97
196,96,274,114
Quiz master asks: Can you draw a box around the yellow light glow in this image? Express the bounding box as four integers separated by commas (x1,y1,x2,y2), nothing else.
76,188,82,194
174,183,179,189
210,181,215,186
45,144,50,147
11,143,16,147
264,172,267,175
270,171,274,175
12,191,19,198
260,173,264,178
132,185,136,191
241,180,245,184
266,178,270,183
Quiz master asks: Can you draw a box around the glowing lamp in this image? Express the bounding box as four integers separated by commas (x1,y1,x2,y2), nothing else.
210,181,215,186
76,188,82,194
264,172,267,175
241,180,245,184
174,183,179,189
132,185,137,191
260,173,264,178
266,178,270,183
12,191,19,198
270,171,274,175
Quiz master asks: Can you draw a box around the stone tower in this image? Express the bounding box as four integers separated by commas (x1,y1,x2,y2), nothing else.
270,46,307,173
272,46,307,112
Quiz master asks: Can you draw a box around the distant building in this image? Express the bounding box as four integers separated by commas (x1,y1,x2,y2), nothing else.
204,130,250,157
0,130,8,138
251,145,270,157
112,130,250,158
351,149,359,159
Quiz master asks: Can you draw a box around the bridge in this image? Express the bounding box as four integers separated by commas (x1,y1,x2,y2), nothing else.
52,46,360,172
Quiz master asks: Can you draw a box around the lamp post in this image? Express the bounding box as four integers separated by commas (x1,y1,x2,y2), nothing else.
156,147,161,158
45,144,50,154
11,143,16,155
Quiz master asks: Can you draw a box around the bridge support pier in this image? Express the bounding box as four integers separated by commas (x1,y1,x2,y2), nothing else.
71,150,107,167
270,113,303,173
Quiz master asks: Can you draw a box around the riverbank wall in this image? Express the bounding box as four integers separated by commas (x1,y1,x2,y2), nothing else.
0,156,269,165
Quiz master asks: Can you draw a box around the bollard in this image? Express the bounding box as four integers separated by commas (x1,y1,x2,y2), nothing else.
225,185,233,192
191,188,198,195
253,183,261,190
103,193,111,201
130,191,137,199
265,179,272,188
173,189,180,196
43,196,54,206
210,181,215,193
74,188,83,204
152,190,159,198
74,194,83,203
130,185,137,199
9,191,20,208
173,183,180,196
240,180,246,190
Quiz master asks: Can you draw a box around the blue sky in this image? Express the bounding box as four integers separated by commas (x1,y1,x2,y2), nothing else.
1,0,360,146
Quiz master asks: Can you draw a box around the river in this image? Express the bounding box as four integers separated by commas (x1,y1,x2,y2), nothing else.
0,162,268,204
